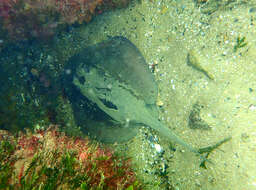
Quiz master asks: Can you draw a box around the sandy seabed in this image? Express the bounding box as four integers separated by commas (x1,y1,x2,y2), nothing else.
56,0,256,189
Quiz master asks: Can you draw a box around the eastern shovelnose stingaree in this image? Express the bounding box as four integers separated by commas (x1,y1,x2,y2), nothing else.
66,36,231,157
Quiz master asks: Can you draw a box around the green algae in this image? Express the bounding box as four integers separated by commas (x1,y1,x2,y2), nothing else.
234,36,247,52
189,103,211,130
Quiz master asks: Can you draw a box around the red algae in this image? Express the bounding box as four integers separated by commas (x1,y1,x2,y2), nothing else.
0,125,141,189
0,0,130,42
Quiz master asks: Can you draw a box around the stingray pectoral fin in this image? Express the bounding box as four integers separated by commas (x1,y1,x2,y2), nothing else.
87,122,139,143
149,120,199,153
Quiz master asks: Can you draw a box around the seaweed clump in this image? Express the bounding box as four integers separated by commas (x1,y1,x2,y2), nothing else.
188,103,211,130
0,125,141,189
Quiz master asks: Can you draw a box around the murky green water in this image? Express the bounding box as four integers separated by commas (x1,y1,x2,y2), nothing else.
1,0,256,189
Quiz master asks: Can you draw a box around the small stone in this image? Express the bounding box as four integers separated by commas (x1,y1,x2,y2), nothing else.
249,104,256,111
195,179,201,187
249,7,256,13
31,68,39,77
208,176,215,183
154,143,162,153
241,133,249,142
156,99,164,107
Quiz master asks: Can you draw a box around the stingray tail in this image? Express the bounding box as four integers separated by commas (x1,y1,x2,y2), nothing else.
149,120,232,155
149,120,199,153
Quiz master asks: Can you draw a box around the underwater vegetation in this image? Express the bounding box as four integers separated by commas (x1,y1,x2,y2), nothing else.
0,0,130,43
0,41,85,136
234,36,247,52
188,103,211,130
0,126,141,189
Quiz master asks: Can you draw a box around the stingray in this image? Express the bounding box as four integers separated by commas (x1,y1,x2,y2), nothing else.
65,36,230,155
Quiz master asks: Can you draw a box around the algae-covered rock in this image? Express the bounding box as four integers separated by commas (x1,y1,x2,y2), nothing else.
188,103,211,130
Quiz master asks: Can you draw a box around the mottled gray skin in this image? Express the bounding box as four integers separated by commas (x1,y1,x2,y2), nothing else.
72,36,158,106
70,37,199,153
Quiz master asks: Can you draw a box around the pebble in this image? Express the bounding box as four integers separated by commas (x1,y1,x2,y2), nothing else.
195,179,201,187
154,143,163,153
156,99,164,106
248,104,256,111
249,7,256,13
